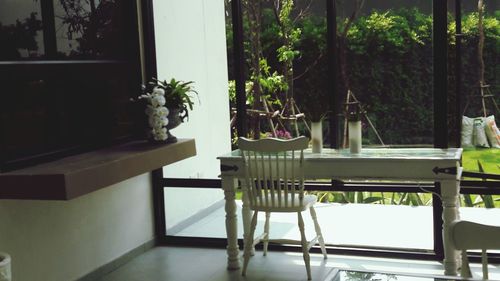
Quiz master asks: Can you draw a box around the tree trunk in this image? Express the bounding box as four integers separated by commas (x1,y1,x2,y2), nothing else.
478,0,485,86
477,0,487,117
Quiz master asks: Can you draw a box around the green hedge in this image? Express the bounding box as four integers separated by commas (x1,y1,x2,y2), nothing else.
295,8,499,145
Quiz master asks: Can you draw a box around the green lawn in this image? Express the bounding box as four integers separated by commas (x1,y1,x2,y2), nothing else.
461,148,500,208
462,148,500,175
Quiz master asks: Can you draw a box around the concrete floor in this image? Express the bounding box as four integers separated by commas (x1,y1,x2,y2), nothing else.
98,246,500,281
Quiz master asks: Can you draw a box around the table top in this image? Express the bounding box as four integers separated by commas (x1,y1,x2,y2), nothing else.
219,147,462,181
219,148,463,161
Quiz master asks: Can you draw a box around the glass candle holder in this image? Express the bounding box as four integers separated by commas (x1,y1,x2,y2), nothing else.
348,120,362,153
311,121,323,153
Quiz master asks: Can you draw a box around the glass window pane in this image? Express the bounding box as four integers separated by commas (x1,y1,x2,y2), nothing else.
0,0,44,59
229,0,435,146
312,191,434,250
293,1,329,144
165,187,224,236
460,194,500,210
337,1,434,146
0,64,141,169
167,189,434,251
227,0,329,141
457,1,499,182
157,0,231,236
462,150,500,182
54,0,130,59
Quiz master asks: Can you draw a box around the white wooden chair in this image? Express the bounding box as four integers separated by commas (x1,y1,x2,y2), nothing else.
238,136,327,280
449,220,500,280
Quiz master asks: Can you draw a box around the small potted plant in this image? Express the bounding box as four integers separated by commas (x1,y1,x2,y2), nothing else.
138,78,198,143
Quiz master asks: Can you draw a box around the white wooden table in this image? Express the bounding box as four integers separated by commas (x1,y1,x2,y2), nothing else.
218,148,463,275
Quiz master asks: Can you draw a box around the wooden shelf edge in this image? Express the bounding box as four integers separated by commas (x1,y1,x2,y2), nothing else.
0,139,196,200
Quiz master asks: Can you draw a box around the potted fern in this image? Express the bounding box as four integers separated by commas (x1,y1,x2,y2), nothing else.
139,78,198,143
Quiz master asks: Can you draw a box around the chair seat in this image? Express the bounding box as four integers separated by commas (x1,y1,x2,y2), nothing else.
251,194,317,212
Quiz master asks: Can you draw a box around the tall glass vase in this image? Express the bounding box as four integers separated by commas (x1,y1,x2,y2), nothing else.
349,120,362,153
311,121,323,153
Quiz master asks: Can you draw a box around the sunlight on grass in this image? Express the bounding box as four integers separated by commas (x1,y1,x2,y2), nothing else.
462,148,500,174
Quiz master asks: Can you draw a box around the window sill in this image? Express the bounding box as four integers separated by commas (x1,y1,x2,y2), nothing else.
0,139,196,200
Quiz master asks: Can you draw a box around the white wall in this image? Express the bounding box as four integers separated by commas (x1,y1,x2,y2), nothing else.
0,174,154,281
153,0,231,229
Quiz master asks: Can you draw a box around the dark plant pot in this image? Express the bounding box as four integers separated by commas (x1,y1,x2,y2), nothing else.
166,107,187,143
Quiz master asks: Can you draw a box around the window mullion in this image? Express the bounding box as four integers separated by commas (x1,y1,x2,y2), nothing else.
433,0,448,148
454,0,463,147
40,0,58,58
327,0,340,149
231,0,247,138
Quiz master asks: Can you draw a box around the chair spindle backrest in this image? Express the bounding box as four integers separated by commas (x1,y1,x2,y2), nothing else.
238,137,309,209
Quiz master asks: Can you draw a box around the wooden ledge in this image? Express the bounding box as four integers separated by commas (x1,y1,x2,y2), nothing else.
0,139,196,200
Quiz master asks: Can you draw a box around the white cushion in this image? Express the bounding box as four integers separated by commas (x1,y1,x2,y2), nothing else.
484,115,500,148
461,116,474,148
473,117,490,148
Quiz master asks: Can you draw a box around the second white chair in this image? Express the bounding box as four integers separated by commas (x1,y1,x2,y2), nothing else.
238,136,327,280
450,220,500,280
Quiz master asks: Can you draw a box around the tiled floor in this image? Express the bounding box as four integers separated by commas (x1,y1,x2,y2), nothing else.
98,246,500,281
98,246,332,281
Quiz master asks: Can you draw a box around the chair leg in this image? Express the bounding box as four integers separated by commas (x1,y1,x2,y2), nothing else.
482,249,488,280
242,187,255,256
460,249,472,278
242,210,259,276
298,212,312,280
263,212,271,256
309,206,327,259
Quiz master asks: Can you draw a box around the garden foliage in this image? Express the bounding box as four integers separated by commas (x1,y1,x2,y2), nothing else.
227,8,499,145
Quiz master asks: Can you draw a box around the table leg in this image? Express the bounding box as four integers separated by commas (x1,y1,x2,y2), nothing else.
241,181,255,256
222,176,240,270
441,179,461,276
